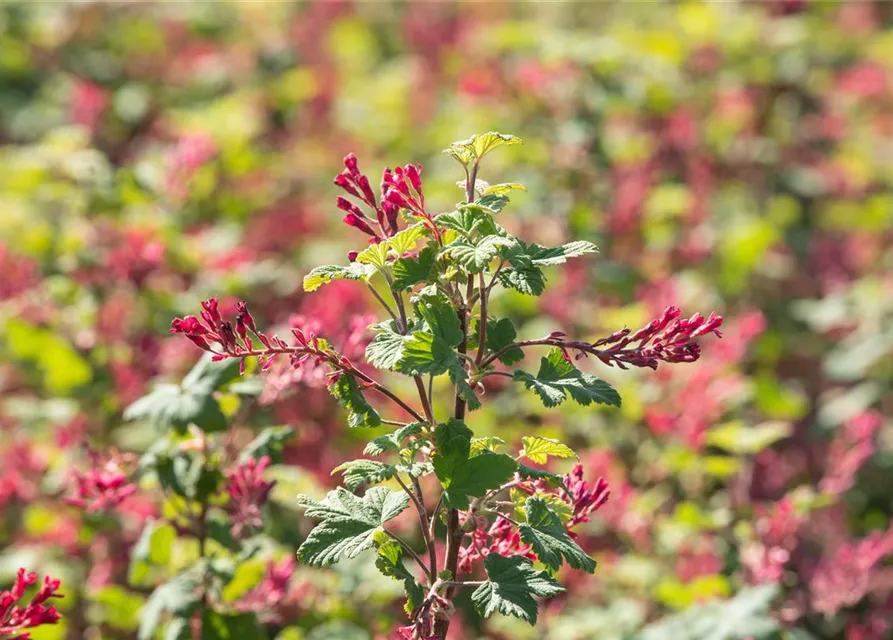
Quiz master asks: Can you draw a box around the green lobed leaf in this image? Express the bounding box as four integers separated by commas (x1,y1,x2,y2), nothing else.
433,449,517,510
365,320,406,370
374,532,425,615
513,349,621,408
124,354,238,433
355,242,391,270
519,496,596,573
471,554,565,625
329,373,381,428
442,235,514,273
331,459,396,490
525,240,599,266
470,436,507,455
444,131,524,166
392,246,437,290
387,223,428,255
295,487,410,566
364,423,425,456
413,292,463,345
303,262,375,292
478,193,510,213
484,317,524,365
436,205,499,237
521,436,578,465
497,264,547,296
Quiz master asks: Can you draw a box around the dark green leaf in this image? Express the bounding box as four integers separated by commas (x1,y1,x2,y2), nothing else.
513,349,621,408
485,318,524,365
374,532,425,615
331,459,396,490
329,373,381,428
433,450,516,510
471,554,564,625
392,246,437,291
296,487,410,566
519,496,596,573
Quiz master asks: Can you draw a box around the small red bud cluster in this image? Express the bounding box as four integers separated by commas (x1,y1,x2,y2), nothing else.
0,568,64,640
589,306,723,370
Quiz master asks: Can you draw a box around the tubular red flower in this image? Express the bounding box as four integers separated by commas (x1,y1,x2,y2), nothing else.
0,568,64,639
65,459,136,514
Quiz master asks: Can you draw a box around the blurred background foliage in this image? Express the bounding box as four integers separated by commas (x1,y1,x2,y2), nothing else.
0,1,891,639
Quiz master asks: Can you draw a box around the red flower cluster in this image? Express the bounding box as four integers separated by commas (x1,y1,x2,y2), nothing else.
334,153,402,246
236,557,308,623
0,568,64,640
225,456,276,538
457,516,535,574
589,306,723,370
562,463,611,531
820,411,882,496
810,526,893,615
65,459,136,514
334,153,442,258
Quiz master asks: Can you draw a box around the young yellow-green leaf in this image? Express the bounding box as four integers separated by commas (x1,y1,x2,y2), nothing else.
470,436,507,455
513,349,621,408
510,489,573,524
471,554,564,625
295,487,410,566
303,262,375,292
705,421,792,455
445,132,524,166
387,223,428,255
482,182,527,196
519,496,596,573
520,436,578,465
331,459,396,490
355,242,391,270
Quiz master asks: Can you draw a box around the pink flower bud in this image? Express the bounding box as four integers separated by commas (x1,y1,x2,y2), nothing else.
342,213,376,237
336,196,367,219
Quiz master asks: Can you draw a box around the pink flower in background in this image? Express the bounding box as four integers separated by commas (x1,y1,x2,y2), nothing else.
65,458,136,514
225,456,276,538
236,557,309,623
69,79,108,133
810,527,893,615
164,133,217,200
0,442,47,508
0,568,64,640
0,245,39,301
563,463,610,531
743,499,803,585
820,411,882,496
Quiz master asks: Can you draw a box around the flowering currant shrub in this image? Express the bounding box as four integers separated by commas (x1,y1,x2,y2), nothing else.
167,132,722,638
